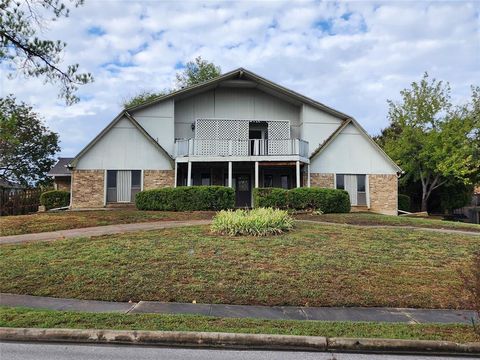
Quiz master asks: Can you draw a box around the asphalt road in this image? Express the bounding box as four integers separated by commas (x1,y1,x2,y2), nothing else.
1,342,477,360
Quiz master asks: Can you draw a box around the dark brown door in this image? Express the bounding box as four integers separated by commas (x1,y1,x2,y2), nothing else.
235,175,251,208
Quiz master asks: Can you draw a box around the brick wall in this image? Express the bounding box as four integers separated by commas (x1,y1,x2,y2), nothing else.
369,174,398,215
71,170,104,208
310,173,334,188
143,170,175,190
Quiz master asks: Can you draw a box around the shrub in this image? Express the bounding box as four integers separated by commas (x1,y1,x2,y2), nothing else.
398,194,411,212
40,190,70,210
253,187,350,213
211,208,294,236
253,188,288,208
136,186,235,211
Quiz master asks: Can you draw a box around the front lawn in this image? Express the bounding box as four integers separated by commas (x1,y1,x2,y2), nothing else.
0,210,214,236
1,223,478,309
295,212,480,233
1,307,478,344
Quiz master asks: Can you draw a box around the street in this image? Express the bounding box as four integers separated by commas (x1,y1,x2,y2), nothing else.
0,342,477,360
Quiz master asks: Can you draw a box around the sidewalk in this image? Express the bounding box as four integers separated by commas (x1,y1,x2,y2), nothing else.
0,220,212,245
1,293,475,324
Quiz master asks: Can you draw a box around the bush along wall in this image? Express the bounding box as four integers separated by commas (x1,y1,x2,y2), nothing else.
40,190,70,210
136,186,235,211
253,187,350,213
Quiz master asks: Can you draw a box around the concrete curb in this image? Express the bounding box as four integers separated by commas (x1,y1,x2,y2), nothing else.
1,327,479,355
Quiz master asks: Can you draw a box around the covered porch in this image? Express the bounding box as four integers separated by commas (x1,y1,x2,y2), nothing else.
175,160,310,207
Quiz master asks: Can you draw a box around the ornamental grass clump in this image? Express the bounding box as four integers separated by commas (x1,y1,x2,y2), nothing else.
211,208,294,236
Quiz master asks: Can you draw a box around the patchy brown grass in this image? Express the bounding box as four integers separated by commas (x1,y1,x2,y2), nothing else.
0,210,215,236
1,307,478,343
1,223,478,309
295,212,480,233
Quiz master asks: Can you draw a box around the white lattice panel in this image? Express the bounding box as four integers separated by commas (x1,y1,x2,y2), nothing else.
267,121,290,154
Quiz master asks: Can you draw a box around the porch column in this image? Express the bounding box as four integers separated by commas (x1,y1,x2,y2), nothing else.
296,161,301,188
228,161,233,187
255,161,259,188
174,161,177,188
187,161,192,186
307,164,311,188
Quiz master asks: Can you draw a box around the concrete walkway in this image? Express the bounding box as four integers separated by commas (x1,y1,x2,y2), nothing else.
1,293,475,324
297,219,480,236
0,220,212,245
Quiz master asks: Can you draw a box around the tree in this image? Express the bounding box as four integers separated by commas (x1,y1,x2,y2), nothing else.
1,0,93,104
176,56,221,89
381,73,480,212
122,89,170,109
0,95,60,186
123,57,221,108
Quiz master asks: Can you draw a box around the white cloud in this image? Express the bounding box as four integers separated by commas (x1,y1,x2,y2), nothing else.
1,0,479,156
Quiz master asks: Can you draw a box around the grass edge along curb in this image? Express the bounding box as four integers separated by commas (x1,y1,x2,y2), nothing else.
0,327,479,355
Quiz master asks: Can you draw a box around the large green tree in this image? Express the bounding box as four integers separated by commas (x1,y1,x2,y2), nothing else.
0,95,60,186
381,73,479,212
0,0,93,104
176,56,221,89
123,57,221,108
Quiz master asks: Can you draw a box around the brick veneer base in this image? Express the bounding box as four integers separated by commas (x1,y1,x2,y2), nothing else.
368,174,398,216
310,173,334,188
143,170,175,190
71,170,105,208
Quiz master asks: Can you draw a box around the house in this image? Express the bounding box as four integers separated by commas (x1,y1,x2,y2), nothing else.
454,185,480,224
47,157,73,191
67,68,402,215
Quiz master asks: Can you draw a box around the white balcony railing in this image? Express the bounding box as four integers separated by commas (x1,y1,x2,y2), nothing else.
175,138,309,158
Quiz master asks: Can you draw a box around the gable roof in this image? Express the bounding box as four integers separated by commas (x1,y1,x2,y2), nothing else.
310,118,403,173
69,111,173,168
48,157,74,176
126,67,353,121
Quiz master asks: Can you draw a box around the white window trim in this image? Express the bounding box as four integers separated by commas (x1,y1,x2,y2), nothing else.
103,169,107,206
366,174,370,209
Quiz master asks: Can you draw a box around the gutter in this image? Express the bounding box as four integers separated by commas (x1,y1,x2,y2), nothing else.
0,328,478,355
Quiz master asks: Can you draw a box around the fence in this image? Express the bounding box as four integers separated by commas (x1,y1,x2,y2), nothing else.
0,188,42,216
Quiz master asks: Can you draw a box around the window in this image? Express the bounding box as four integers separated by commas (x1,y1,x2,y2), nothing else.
107,170,117,188
336,174,367,206
131,170,141,187
201,173,211,186
336,174,344,190
264,175,273,188
281,175,289,189
356,175,366,206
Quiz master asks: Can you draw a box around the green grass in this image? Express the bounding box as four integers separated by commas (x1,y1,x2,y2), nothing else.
0,210,214,236
1,307,478,344
295,212,480,233
1,223,478,309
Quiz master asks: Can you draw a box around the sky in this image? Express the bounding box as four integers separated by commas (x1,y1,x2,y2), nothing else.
1,0,479,157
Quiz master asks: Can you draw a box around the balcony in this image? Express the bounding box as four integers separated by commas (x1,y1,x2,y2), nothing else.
175,138,309,159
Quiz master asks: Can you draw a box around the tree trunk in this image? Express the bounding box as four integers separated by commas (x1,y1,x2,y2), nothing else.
421,196,428,212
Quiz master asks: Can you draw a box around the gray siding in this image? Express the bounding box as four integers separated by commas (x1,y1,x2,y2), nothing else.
310,123,398,174
131,99,175,155
76,116,172,170
174,88,301,139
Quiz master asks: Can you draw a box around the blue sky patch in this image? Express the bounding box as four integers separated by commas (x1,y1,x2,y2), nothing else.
87,26,106,36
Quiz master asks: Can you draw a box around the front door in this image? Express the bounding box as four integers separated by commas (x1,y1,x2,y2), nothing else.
235,174,251,208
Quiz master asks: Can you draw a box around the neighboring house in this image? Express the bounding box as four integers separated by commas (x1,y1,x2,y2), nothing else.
67,68,402,215
454,185,480,224
47,157,73,191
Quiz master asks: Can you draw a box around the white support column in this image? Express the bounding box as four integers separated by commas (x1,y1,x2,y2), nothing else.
307,164,311,188
296,161,301,188
187,161,192,186
255,161,259,188
174,162,177,188
228,161,233,187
